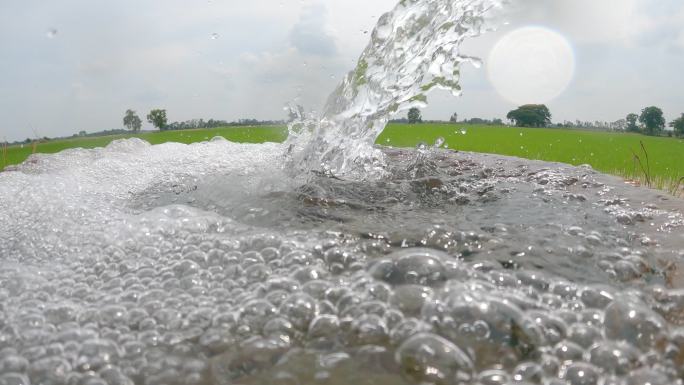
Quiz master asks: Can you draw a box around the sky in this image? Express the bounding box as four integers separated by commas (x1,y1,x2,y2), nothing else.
0,0,683,141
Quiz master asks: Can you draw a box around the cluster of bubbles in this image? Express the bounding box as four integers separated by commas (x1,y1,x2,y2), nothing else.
1,138,684,385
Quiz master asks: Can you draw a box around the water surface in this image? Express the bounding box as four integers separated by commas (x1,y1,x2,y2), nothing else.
1,139,683,385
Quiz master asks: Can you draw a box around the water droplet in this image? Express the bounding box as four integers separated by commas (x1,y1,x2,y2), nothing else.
46,28,58,38
210,33,219,40
470,58,483,69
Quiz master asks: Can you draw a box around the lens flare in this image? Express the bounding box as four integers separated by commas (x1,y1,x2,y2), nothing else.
487,26,575,105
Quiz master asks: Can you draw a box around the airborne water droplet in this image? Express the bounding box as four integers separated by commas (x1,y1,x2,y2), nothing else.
211,33,219,40
46,28,58,38
470,58,483,69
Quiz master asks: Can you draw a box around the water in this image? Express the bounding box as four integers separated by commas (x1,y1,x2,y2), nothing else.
2,0,684,384
285,0,502,178
2,139,684,385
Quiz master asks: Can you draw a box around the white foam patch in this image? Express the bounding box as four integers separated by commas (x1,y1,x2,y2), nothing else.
0,138,284,261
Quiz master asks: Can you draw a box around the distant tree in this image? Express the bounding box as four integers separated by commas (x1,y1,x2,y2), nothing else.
626,113,640,132
78,130,87,136
492,118,504,126
408,108,422,124
147,109,168,131
465,118,488,125
639,106,665,136
611,119,626,132
670,114,684,137
506,104,551,127
449,112,458,123
123,109,142,132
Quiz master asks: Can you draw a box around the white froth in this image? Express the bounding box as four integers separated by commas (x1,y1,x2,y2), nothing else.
1,139,683,385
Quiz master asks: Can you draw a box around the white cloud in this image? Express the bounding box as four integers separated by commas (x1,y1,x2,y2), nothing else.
628,1,684,51
290,3,337,56
506,0,637,44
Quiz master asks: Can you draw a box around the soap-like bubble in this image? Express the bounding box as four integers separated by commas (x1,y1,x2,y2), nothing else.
396,333,473,385
369,248,448,287
604,296,668,350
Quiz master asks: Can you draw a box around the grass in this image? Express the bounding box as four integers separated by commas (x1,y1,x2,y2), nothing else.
379,124,684,193
2,123,683,194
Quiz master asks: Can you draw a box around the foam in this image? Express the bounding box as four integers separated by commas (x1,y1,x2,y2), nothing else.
1,140,684,385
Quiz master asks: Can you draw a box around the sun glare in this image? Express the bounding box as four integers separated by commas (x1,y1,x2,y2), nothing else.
487,26,575,105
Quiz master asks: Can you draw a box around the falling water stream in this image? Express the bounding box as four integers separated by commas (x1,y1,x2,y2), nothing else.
1,1,684,385
286,0,500,178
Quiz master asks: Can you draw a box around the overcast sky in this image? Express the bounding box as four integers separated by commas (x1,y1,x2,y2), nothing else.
1,0,683,141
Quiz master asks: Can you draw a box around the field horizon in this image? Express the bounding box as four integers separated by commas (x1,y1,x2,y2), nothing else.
3,123,683,194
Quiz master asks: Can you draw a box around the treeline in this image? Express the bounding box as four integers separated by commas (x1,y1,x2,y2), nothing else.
123,108,283,132
389,117,503,125
390,110,503,125
555,120,627,131
166,118,284,131
8,104,682,147
504,105,684,137
623,107,684,137
4,111,285,145
398,105,684,138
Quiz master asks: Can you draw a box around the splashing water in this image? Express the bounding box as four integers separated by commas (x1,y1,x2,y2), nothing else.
286,0,503,179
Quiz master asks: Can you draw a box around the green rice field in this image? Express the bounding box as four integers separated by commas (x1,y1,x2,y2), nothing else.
1,126,287,171
3,124,683,192
380,124,684,190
